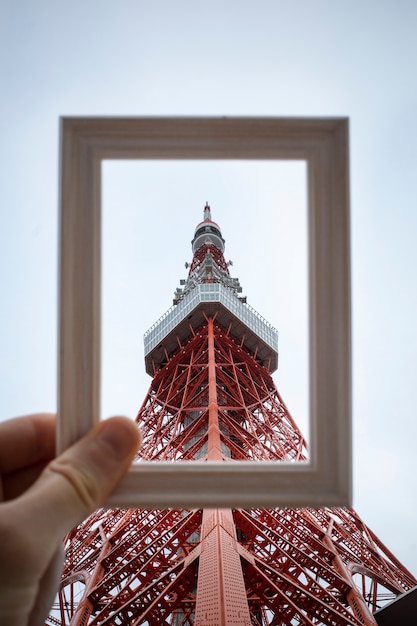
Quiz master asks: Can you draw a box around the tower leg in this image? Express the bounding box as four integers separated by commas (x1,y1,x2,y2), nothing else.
69,527,109,626
323,524,377,625
195,508,251,626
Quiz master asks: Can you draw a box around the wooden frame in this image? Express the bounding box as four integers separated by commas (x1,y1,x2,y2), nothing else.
58,116,351,509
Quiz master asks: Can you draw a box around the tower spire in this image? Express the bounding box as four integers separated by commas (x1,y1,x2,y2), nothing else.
203,201,211,221
174,204,242,305
191,202,225,254
49,203,417,626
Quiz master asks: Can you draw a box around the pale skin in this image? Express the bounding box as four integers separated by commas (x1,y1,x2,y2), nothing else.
0,413,142,626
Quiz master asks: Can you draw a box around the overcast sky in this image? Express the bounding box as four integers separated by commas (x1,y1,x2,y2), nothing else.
1,0,417,578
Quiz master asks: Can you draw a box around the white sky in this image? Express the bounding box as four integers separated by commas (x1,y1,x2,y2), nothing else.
1,0,417,577
102,160,308,433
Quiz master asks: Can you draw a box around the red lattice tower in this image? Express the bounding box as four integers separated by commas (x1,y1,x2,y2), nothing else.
49,204,416,625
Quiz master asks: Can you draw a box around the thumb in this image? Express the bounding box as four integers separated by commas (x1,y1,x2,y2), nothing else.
24,417,142,542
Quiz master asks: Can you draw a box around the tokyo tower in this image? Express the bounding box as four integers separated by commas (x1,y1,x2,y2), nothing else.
49,204,416,625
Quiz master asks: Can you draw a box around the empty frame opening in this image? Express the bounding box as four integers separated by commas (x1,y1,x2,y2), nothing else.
101,160,309,445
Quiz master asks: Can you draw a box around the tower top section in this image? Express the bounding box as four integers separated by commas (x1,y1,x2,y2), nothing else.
144,204,278,375
191,202,225,253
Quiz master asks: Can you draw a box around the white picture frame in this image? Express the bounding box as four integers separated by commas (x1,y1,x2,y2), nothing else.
58,116,351,509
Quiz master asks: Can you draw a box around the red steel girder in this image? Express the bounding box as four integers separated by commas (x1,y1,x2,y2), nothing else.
137,320,307,463
48,317,416,626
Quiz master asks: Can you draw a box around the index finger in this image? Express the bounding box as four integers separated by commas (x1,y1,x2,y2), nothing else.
0,413,56,473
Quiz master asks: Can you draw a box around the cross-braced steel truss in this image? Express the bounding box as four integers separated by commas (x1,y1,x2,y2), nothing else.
48,319,416,626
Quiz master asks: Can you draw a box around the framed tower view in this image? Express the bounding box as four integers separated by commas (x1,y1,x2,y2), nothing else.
58,116,351,509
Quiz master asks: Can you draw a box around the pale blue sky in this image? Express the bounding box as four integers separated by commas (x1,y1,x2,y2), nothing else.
1,0,417,576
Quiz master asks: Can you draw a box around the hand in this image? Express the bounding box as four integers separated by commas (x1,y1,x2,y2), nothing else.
0,413,141,626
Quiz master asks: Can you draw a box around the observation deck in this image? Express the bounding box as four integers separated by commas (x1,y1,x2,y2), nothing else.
144,282,278,375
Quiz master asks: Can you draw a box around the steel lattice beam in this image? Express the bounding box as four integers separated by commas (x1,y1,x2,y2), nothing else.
48,207,416,626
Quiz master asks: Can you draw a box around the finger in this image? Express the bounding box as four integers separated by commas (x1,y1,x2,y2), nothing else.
28,545,64,626
20,417,141,548
0,414,55,473
2,460,49,502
